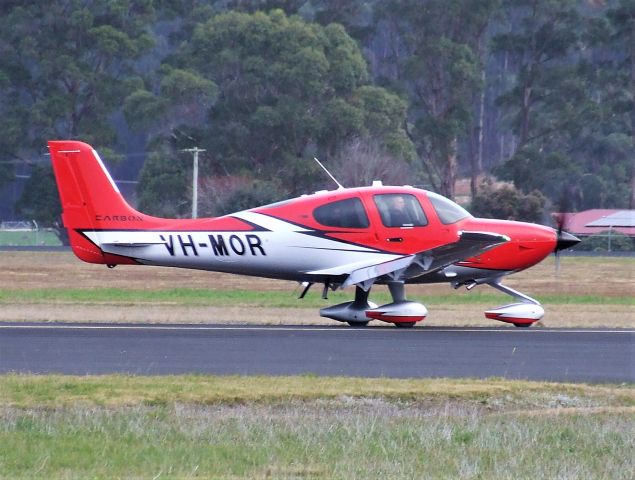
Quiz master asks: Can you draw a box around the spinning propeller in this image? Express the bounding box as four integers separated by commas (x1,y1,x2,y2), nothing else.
552,192,581,275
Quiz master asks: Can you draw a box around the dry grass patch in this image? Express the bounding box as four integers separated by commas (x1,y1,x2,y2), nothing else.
1,252,633,327
3,251,633,297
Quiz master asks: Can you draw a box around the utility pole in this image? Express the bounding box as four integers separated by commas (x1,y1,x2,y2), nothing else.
181,147,206,218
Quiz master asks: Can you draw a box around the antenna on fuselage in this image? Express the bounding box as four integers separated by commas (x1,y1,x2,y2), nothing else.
313,157,344,190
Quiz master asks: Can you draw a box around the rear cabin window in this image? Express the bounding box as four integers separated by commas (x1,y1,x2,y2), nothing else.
374,194,428,228
427,192,471,224
313,197,369,229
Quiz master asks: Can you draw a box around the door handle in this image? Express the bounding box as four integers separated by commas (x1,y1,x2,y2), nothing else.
387,237,403,242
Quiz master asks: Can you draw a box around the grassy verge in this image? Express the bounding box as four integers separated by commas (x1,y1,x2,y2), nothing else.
0,375,633,479
2,374,633,408
0,231,61,246
1,287,632,307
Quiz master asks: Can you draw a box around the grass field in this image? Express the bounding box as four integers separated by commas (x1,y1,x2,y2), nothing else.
0,375,633,479
1,252,633,327
0,231,61,247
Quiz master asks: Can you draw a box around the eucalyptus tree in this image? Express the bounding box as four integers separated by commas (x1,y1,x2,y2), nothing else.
133,9,415,215
372,0,500,199
493,0,633,210
603,0,634,208
0,0,156,150
1,0,158,223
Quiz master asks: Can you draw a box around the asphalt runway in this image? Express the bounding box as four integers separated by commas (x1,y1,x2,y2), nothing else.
0,323,633,383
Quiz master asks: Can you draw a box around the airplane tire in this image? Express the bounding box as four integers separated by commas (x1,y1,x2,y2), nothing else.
513,322,532,328
394,322,416,328
347,321,369,327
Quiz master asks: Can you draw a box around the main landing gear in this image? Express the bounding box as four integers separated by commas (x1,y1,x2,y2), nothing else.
319,281,427,328
482,281,544,328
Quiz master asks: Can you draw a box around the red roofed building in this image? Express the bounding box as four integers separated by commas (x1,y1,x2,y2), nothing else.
553,209,635,237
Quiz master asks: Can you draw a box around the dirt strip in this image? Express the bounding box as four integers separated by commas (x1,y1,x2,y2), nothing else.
1,303,632,328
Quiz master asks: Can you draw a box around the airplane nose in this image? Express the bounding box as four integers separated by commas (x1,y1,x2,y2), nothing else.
555,231,580,251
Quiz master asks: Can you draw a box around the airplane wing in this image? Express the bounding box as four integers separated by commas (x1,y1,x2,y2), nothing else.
340,231,509,289
339,255,414,288
306,255,413,281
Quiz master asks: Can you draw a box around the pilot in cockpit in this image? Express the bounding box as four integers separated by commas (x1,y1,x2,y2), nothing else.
389,195,412,226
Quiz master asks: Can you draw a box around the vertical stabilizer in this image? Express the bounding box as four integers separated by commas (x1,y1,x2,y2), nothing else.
48,140,157,264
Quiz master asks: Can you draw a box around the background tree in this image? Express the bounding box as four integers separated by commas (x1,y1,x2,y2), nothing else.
492,0,581,150
329,138,413,188
135,9,415,214
0,0,157,225
373,0,499,199
137,138,193,217
0,0,156,149
470,178,546,223
493,0,632,211
13,164,69,244
14,165,61,225
0,0,632,229
601,0,635,208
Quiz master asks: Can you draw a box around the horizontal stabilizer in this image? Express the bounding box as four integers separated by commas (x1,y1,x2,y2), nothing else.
100,242,164,248
83,231,168,250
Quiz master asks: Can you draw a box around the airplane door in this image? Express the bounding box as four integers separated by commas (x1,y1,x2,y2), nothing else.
369,193,432,253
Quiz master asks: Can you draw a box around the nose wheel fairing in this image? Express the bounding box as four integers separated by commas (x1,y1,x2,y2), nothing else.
484,303,545,326
483,281,544,327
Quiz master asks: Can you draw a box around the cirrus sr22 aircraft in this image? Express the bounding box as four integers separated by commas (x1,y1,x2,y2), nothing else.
48,140,580,328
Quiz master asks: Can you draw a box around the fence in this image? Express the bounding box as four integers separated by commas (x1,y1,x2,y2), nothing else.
0,221,62,247
574,230,634,253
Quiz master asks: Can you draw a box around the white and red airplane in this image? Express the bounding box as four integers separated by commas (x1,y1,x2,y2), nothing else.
48,140,579,328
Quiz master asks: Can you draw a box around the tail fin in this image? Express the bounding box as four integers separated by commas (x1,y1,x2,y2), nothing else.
48,140,159,264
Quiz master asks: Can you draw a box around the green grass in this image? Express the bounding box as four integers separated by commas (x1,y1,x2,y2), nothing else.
0,287,632,307
0,375,633,479
1,406,632,479
0,230,61,247
2,374,632,408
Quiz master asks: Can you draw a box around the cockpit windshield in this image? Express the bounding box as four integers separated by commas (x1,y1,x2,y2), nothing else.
427,192,471,224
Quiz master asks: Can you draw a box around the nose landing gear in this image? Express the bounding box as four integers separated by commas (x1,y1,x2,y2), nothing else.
484,281,544,327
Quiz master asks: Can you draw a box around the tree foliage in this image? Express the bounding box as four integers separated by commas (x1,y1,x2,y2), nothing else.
0,0,157,223
0,0,156,148
575,230,634,252
470,178,546,223
0,0,632,225
493,0,634,211
135,9,415,212
372,0,500,199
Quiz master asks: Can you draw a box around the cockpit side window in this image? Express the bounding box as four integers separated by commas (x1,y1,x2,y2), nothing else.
313,197,369,229
427,192,471,224
373,194,428,228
